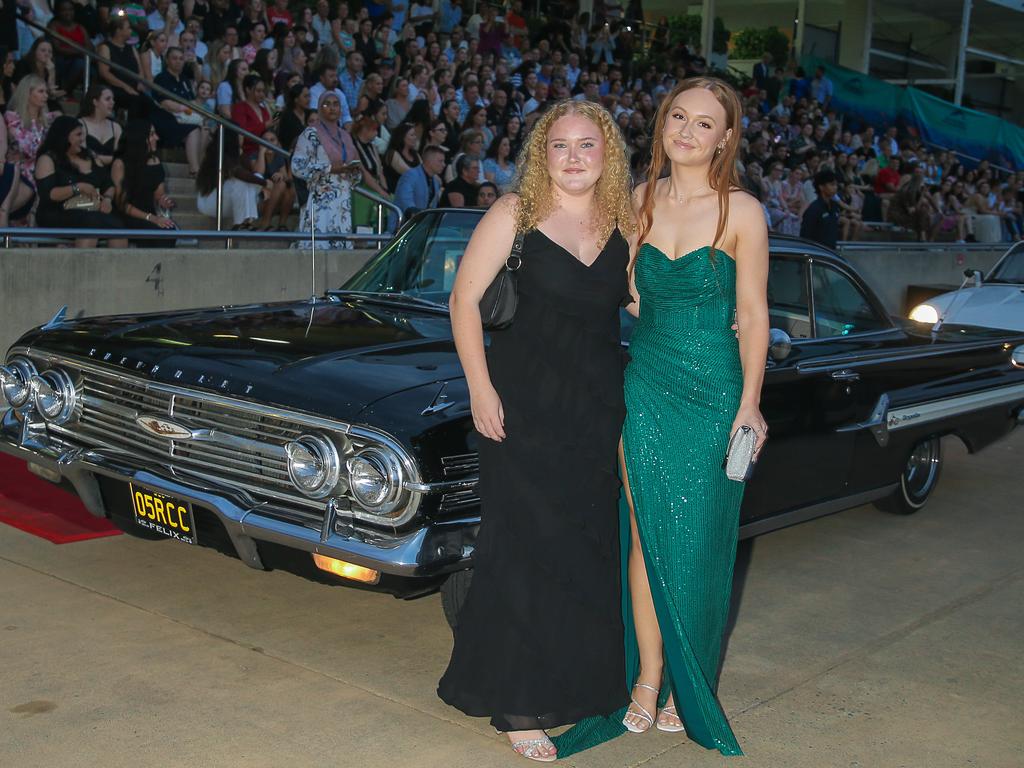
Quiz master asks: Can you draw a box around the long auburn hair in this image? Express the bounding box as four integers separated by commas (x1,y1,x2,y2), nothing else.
636,77,743,263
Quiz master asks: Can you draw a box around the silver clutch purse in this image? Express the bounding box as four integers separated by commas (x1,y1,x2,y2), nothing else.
723,425,758,482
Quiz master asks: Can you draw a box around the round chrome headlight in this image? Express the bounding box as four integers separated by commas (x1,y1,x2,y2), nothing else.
347,447,405,513
29,368,78,424
1,357,38,410
285,434,342,499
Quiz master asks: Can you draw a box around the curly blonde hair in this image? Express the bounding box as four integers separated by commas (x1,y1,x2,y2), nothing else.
512,100,635,243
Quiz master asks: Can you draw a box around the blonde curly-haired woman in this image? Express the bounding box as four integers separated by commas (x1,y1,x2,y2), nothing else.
437,100,636,763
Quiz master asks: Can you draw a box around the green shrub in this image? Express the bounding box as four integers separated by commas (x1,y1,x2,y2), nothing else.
732,26,790,67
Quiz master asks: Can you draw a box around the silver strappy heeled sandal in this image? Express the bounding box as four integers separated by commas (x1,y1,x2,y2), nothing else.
508,734,557,763
622,682,658,733
656,703,686,733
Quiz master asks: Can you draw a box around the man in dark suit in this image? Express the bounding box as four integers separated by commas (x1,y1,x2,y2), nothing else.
753,52,772,91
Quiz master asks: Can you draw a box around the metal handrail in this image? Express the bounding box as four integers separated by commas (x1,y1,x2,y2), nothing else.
0,227,390,247
15,11,402,233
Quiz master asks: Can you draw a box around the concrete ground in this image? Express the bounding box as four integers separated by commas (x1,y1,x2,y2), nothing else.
1,432,1021,768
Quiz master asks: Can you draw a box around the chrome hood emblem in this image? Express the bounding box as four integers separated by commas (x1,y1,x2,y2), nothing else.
135,415,196,440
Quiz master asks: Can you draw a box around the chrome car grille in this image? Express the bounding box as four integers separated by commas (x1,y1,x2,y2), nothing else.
45,362,338,527
439,452,480,514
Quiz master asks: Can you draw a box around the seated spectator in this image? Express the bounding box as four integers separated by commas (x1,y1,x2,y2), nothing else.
97,17,145,117
0,116,36,227
216,58,248,119
291,92,361,249
482,135,516,193
78,84,123,189
445,128,486,183
385,76,413,130
242,21,270,65
421,119,450,156
5,76,59,190
253,128,295,230
195,128,263,228
383,122,422,191
440,154,480,207
13,38,65,112
153,46,208,177
394,144,445,217
111,119,177,247
352,116,390,199
47,0,91,99
800,170,841,249
0,50,15,112
762,162,800,236
278,82,310,152
889,175,937,241
231,74,272,157
252,48,278,93
353,72,386,118
34,115,127,248
140,31,169,83
476,180,498,208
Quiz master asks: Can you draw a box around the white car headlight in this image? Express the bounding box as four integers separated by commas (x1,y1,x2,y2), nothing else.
285,434,342,499
0,357,38,410
347,447,405,514
1012,345,1024,369
29,369,78,424
909,303,939,324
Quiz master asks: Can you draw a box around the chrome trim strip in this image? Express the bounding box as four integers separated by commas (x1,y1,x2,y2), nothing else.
885,383,1024,431
837,393,891,447
795,339,1000,373
739,485,896,539
404,477,478,493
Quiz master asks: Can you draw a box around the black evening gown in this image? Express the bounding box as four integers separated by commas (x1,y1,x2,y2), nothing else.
437,228,630,732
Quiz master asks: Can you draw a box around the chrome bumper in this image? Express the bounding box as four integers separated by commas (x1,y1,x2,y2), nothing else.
0,409,474,578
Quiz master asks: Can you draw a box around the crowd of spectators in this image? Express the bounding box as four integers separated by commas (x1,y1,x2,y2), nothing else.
0,0,1020,248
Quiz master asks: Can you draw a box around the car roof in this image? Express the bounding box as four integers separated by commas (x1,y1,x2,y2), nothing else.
412,208,848,265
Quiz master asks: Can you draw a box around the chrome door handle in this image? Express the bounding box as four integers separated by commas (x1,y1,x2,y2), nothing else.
831,369,861,382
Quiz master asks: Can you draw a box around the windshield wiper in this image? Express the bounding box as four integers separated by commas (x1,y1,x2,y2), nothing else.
328,289,449,312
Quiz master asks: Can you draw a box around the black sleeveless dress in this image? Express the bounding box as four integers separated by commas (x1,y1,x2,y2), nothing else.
437,227,630,732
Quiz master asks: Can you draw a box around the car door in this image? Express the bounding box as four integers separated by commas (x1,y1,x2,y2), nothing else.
740,253,872,527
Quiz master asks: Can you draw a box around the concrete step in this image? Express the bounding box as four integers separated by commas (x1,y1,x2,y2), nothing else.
165,176,196,195
164,161,191,178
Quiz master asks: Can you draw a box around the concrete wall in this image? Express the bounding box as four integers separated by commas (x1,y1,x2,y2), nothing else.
0,244,1010,354
1,248,376,354
839,245,1007,314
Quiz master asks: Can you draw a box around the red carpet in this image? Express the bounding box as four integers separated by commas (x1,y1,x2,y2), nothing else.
0,454,121,544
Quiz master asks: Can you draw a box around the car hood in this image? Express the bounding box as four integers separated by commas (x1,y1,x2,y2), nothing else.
922,285,1024,332
14,297,464,422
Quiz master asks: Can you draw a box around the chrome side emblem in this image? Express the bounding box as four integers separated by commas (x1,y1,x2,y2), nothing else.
135,415,196,440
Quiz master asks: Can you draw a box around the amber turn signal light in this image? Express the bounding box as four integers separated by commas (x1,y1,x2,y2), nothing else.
312,554,380,584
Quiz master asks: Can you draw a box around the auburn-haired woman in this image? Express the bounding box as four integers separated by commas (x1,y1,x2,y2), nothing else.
557,77,769,758
438,99,635,763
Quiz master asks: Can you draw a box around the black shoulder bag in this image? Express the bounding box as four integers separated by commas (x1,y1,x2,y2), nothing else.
479,231,525,330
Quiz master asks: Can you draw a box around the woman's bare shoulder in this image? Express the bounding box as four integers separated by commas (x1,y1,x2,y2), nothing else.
728,188,767,220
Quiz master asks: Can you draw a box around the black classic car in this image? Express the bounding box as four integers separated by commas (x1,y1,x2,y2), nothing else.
3,209,1024,621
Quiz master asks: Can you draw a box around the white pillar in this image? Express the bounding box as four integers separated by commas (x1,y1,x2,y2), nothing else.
795,0,807,62
701,0,715,64
954,0,972,105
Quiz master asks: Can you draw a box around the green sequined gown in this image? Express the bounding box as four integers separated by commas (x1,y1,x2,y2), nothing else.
554,243,746,757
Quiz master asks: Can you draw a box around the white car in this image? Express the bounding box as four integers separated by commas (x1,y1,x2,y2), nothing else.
910,242,1024,332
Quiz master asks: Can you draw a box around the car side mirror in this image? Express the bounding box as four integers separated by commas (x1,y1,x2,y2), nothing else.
963,268,983,288
768,328,792,362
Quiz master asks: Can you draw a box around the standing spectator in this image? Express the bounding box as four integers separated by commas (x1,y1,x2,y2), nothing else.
482,134,514,193
810,66,833,108
195,128,263,228
13,38,65,111
48,0,91,99
5,76,59,187
153,47,208,177
231,74,272,157
801,170,841,249
339,51,365,114
393,143,443,216
111,119,177,246
78,84,123,188
34,115,127,247
97,16,144,117
291,91,362,249
752,52,772,90
439,154,478,207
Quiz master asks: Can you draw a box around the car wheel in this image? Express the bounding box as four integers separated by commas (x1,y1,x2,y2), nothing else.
875,437,943,515
441,568,473,630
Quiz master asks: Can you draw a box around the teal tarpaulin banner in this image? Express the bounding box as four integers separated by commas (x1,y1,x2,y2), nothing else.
802,57,1024,171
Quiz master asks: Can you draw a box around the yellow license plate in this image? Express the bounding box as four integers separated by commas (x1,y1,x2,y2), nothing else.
129,483,197,544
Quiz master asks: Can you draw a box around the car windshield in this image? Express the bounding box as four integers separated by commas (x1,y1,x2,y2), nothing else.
987,243,1024,284
341,210,482,304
